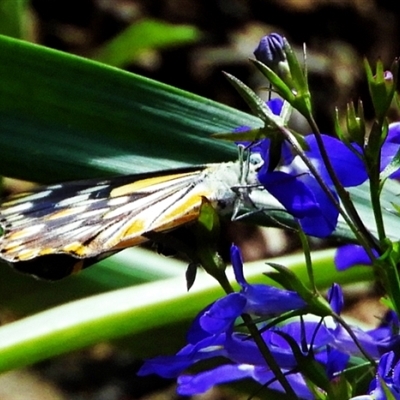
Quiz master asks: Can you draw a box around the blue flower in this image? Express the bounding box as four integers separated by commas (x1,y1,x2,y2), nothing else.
254,33,286,68
175,326,321,398
253,33,294,93
327,283,344,314
263,120,400,237
328,307,400,360
196,245,306,337
248,100,367,237
138,248,342,397
334,244,378,271
236,97,400,238
138,300,400,397
139,318,335,397
138,242,400,398
234,97,372,237
368,351,400,399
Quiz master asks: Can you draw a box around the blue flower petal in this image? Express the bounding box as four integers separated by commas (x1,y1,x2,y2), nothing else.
178,364,314,399
230,244,247,287
200,293,246,334
327,283,344,314
324,349,350,380
334,244,374,271
137,354,194,378
304,134,367,187
138,335,227,378
296,175,339,237
254,33,286,67
257,169,320,217
177,364,257,395
186,303,214,344
243,284,306,315
368,351,400,400
268,97,284,115
383,124,400,177
386,122,400,144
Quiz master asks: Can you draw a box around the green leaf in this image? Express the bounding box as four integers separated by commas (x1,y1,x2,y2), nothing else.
381,146,400,180
0,30,384,377
93,19,201,67
212,127,264,142
266,262,332,316
0,35,261,183
251,59,295,104
1,34,397,243
0,0,29,38
0,248,372,373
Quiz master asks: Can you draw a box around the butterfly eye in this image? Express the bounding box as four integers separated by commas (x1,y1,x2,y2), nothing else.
249,153,264,170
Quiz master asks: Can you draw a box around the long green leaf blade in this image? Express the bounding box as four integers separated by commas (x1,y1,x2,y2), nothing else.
0,249,372,372
0,35,261,182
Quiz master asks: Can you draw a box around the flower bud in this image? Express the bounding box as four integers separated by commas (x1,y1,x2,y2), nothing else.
254,33,286,68
254,33,291,83
252,33,312,118
364,58,398,120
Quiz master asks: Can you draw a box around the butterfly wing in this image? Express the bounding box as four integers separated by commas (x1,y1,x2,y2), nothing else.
0,167,212,279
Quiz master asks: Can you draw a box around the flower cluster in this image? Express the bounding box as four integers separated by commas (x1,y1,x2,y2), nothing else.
138,33,400,399
139,246,400,398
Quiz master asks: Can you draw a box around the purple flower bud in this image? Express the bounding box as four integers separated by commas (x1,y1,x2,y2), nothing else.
384,70,393,81
254,33,286,68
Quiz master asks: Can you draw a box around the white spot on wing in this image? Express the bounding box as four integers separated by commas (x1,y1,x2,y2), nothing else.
107,196,130,207
9,224,46,239
26,190,53,201
52,221,84,235
46,184,63,190
0,202,34,215
57,194,90,207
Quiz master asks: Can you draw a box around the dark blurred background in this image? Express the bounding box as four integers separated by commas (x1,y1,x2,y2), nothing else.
28,0,400,131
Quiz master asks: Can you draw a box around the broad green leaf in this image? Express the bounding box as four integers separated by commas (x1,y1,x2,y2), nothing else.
0,34,261,183
0,248,373,372
0,34,398,243
0,24,385,380
0,247,186,314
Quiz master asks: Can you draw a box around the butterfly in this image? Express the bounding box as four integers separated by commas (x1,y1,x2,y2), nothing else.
0,158,263,280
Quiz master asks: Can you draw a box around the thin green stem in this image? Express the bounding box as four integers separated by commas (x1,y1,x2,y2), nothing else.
332,312,376,366
241,313,298,398
379,248,400,317
296,224,316,292
200,254,297,397
369,169,386,242
365,120,386,242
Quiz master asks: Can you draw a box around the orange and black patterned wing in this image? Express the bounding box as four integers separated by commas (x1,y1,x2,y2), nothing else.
0,167,208,279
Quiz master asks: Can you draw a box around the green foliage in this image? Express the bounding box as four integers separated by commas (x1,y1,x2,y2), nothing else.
93,19,201,67
0,0,29,39
0,32,382,379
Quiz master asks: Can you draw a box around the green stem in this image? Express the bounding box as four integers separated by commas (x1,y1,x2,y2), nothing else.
333,312,376,366
200,253,297,397
368,167,386,243
241,313,298,398
366,121,386,242
381,251,400,317
297,224,316,292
